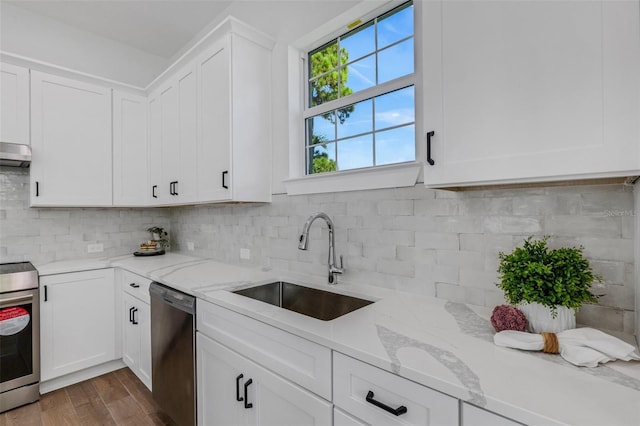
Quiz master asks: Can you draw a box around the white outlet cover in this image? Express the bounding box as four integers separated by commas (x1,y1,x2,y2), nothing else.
240,248,250,260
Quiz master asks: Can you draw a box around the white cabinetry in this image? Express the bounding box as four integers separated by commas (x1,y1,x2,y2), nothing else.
40,269,118,381
113,91,148,206
197,334,332,426
0,62,29,145
120,270,151,389
30,71,112,206
148,64,198,205
196,299,332,426
423,0,640,188
333,352,458,425
196,30,272,202
462,403,522,426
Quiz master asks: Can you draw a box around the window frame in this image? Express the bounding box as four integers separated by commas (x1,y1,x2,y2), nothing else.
284,0,424,195
303,1,416,175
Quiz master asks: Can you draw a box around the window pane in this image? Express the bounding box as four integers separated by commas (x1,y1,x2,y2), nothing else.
344,55,376,94
338,135,373,170
341,22,375,63
307,113,335,145
375,125,415,165
378,4,414,49
309,41,344,107
309,42,338,79
378,39,414,84
375,86,414,131
337,99,372,139
308,143,337,174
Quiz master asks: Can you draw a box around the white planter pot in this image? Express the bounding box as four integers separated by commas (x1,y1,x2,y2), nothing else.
518,302,576,333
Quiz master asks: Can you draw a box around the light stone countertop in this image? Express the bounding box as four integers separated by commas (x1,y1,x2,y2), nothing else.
35,253,640,426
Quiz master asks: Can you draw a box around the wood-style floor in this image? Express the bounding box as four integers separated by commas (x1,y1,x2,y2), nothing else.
0,368,174,426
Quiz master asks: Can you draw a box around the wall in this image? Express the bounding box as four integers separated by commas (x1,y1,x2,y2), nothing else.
0,168,171,265
170,182,636,333
636,183,640,344
0,2,167,87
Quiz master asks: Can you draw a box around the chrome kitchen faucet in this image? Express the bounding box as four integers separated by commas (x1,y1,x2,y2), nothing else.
298,212,344,285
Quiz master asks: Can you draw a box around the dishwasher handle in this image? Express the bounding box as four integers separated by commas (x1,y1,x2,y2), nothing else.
149,282,196,315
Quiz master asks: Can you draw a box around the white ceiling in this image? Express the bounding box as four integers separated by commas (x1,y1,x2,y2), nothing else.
5,0,362,60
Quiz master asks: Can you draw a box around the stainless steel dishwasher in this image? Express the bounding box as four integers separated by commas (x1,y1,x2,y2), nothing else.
149,282,196,426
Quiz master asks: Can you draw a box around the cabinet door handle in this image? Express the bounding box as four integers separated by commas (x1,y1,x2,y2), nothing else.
243,378,253,409
174,181,178,196
235,374,244,402
366,391,407,416
129,283,140,288
169,182,174,195
152,185,157,198
129,306,134,323
44,285,48,302
222,171,228,189
35,181,40,197
132,307,138,325
426,131,435,166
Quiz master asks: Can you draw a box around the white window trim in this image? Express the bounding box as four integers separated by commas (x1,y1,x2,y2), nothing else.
285,0,424,195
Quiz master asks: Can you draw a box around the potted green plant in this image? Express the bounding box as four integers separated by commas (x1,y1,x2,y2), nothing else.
496,236,601,333
146,226,169,249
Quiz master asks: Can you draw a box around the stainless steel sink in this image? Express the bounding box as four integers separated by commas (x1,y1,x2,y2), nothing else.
233,281,373,321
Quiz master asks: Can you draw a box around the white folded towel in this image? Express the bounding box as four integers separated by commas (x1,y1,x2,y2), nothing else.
494,327,640,367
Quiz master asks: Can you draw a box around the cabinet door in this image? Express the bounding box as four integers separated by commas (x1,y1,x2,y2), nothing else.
0,62,29,145
137,301,152,390
113,91,148,206
197,36,232,202
423,0,640,187
197,333,248,426
148,93,163,204
174,65,198,203
30,71,112,206
197,333,332,426
122,293,140,372
40,269,116,381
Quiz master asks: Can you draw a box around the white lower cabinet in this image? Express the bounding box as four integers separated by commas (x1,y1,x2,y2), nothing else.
120,270,152,389
333,352,458,425
334,407,367,426
40,269,118,381
197,333,332,426
461,403,522,426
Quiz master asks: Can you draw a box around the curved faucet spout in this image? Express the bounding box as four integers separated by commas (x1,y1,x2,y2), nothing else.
298,212,344,284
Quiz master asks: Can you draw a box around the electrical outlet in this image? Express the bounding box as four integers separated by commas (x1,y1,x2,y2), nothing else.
187,242,195,251
240,248,250,260
87,243,103,253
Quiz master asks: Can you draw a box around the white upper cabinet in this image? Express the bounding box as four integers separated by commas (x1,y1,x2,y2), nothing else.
113,90,148,206
148,64,201,205
30,71,112,206
422,0,640,188
196,30,273,203
0,62,30,145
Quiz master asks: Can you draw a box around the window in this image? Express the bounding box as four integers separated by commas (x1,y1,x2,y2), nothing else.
304,1,415,176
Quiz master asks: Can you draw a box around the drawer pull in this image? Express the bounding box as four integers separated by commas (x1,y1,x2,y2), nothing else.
129,283,140,288
366,390,407,416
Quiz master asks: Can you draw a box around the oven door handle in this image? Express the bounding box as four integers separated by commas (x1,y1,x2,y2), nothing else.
0,294,33,307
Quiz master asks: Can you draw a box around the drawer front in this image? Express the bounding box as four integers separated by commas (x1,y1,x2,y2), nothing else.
197,299,331,400
334,408,368,426
333,352,459,426
121,269,151,304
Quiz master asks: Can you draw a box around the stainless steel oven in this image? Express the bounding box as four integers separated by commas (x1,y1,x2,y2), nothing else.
0,262,40,413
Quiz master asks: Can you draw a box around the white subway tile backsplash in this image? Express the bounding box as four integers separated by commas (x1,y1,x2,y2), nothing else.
1,167,635,332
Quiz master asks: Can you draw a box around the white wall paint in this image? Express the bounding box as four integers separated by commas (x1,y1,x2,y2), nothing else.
0,3,168,87
635,183,640,343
